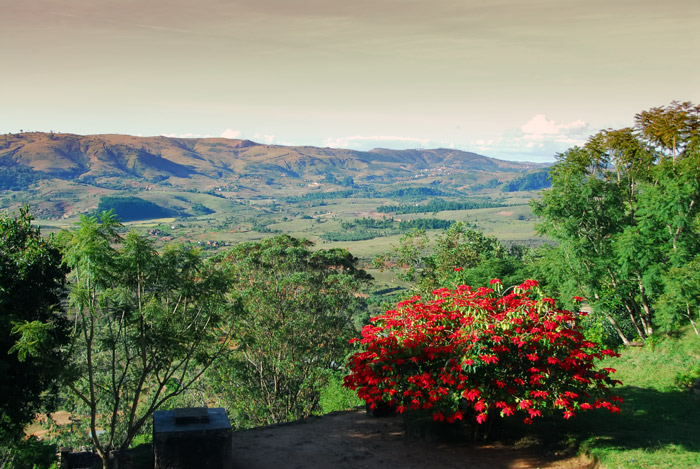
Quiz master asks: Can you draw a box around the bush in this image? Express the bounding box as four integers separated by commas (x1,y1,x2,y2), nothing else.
0,437,58,469
344,280,623,434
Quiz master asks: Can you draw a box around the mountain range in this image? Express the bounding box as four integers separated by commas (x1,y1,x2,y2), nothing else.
0,132,544,186
0,132,548,220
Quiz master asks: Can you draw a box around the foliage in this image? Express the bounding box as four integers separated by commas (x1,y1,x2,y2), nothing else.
0,436,58,469
341,217,455,231
96,196,178,221
317,370,364,414
374,222,529,297
382,186,449,200
323,217,457,242
344,280,622,438
573,326,700,467
377,197,504,215
0,165,47,191
532,101,700,343
209,235,372,427
321,230,385,242
0,207,69,444
58,212,235,467
501,169,551,192
284,189,370,203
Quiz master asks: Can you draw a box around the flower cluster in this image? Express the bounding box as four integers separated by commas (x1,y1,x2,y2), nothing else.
344,280,622,425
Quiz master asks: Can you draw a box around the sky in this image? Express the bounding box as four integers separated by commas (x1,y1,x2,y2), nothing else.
2,0,698,162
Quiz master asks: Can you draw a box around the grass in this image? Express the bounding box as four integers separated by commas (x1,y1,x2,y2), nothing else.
576,327,700,468
490,326,700,468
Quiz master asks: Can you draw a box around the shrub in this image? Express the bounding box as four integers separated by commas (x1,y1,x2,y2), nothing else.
344,280,623,433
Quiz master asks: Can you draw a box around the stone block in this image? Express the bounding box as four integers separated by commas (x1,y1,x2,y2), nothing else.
153,407,232,469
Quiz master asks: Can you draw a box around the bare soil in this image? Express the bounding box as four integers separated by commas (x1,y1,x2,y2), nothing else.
230,409,595,469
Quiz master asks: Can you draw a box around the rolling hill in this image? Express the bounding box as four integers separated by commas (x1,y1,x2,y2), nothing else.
1,132,543,183
0,132,547,220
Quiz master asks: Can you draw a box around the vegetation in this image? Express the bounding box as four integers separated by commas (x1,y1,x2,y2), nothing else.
0,165,46,190
321,217,457,241
1,102,698,468
208,235,372,427
377,198,504,214
533,101,700,344
0,207,68,447
501,169,551,192
96,196,178,221
374,222,530,297
345,280,623,439
57,212,236,468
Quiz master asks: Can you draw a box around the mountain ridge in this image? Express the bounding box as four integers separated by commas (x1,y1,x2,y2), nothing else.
0,132,545,186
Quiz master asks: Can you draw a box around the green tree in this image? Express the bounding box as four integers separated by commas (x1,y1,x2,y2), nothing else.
0,207,68,447
59,212,235,468
656,255,700,336
374,223,529,297
210,235,371,427
532,102,700,343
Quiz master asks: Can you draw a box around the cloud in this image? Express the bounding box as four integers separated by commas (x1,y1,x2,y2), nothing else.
161,132,213,138
253,133,276,144
520,115,589,145
221,128,242,139
324,135,431,150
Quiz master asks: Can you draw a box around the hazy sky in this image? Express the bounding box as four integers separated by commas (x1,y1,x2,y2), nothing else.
2,0,698,161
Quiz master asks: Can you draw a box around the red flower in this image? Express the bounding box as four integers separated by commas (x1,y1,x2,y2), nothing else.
343,280,622,427
464,388,481,401
490,278,501,285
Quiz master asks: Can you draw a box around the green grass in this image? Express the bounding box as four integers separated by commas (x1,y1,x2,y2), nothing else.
576,328,700,468
492,327,700,468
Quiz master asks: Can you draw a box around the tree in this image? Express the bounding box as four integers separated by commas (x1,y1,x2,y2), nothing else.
0,206,68,446
209,235,371,427
532,102,700,343
59,212,236,468
374,223,529,297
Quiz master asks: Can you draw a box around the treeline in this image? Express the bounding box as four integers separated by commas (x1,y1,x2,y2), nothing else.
377,198,504,214
341,217,456,231
0,165,46,190
283,186,452,203
501,169,551,192
96,196,179,221
323,217,459,241
285,189,369,203
382,186,450,199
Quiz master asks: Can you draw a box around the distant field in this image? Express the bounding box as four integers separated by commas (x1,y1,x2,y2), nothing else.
33,189,544,259
22,178,546,294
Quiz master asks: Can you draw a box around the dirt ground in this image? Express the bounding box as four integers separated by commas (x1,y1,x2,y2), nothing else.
230,409,595,469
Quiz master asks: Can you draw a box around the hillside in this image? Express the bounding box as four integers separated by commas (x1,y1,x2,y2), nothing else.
0,132,544,188
0,132,548,253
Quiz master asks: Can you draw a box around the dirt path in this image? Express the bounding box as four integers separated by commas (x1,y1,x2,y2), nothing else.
230,409,594,468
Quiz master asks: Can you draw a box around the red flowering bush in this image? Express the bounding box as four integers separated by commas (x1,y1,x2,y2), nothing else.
344,280,622,427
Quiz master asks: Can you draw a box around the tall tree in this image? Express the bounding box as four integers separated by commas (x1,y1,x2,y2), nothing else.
209,235,371,427
532,102,700,343
59,212,236,468
0,207,69,445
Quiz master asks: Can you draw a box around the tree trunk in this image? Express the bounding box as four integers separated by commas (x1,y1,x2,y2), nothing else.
602,310,632,345
687,303,700,337
638,278,654,336
623,300,646,340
